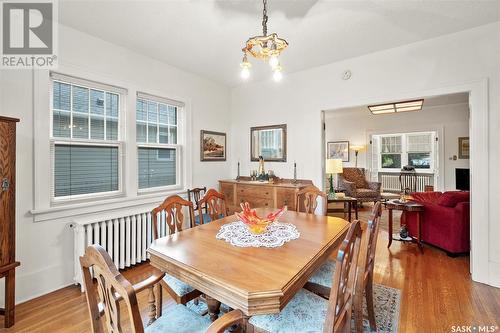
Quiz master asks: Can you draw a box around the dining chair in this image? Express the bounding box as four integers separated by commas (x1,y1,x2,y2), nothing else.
196,189,228,225
294,185,327,216
188,187,207,222
80,244,244,333
305,202,383,333
151,195,201,306
249,221,363,333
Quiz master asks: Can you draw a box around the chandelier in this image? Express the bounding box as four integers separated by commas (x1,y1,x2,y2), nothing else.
240,0,289,81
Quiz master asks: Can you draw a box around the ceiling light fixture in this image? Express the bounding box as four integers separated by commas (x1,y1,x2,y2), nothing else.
368,99,424,115
240,0,288,81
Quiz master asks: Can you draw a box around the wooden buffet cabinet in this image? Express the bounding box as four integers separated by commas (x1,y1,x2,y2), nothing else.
0,116,19,328
219,178,313,214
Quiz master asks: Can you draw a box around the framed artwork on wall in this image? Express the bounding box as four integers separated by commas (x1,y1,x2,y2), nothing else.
458,137,469,159
327,141,349,162
201,130,226,161
250,124,287,162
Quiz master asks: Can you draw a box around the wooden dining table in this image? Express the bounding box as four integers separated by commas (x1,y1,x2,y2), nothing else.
147,208,350,323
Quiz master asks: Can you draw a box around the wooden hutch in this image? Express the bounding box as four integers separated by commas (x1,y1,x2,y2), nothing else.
0,116,19,328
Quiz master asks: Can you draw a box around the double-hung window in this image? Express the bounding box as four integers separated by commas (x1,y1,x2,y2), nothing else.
50,73,125,201
380,135,402,169
136,92,183,191
407,133,433,169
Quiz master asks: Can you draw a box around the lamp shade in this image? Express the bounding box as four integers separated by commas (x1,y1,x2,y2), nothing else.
326,159,343,174
350,145,365,152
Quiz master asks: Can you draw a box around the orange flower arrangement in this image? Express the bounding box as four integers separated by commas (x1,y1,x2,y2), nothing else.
235,202,287,234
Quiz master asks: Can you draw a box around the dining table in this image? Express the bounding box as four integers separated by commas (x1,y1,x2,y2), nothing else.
147,208,350,328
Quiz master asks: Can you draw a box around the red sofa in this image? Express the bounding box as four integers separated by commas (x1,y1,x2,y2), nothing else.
405,191,470,255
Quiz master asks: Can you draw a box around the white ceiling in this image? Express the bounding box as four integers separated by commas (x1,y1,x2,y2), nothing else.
59,0,500,87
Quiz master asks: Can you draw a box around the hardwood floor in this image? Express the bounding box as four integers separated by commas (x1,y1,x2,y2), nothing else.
2,206,499,332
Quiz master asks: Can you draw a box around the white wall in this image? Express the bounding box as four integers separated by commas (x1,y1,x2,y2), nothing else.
0,24,231,304
230,22,500,284
324,103,470,190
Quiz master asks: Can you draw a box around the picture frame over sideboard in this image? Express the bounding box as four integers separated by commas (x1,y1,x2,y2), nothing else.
327,141,350,162
250,124,287,162
458,137,469,159
201,130,226,161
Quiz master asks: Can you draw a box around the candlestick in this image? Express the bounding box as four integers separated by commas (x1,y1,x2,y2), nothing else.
236,161,240,180
293,161,297,184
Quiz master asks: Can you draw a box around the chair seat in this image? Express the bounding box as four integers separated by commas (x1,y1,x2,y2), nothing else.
194,213,223,225
308,259,335,288
249,289,328,333
163,274,195,296
146,303,211,333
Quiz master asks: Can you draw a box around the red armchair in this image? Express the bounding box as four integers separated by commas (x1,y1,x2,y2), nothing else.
405,191,470,255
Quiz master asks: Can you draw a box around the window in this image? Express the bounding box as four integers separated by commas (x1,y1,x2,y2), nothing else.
377,132,435,172
407,134,432,169
51,74,124,201
381,136,402,169
136,92,182,191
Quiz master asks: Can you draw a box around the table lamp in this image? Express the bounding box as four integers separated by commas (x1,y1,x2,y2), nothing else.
326,159,343,198
350,145,365,168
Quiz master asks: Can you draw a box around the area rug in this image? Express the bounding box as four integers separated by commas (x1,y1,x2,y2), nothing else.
186,283,401,333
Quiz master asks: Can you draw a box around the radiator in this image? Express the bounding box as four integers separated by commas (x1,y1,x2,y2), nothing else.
73,206,170,291
378,172,434,193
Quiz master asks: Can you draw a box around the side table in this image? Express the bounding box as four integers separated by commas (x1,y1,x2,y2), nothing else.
386,200,425,253
327,196,358,222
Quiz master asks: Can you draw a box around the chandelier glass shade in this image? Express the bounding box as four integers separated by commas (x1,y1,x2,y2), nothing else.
240,0,288,81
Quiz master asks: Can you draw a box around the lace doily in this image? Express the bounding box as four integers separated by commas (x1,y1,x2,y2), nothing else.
216,221,300,248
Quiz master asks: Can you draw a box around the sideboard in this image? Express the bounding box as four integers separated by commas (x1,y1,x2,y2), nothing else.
219,178,313,214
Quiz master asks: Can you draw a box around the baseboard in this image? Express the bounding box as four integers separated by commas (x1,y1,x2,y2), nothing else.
0,263,74,306
488,261,500,288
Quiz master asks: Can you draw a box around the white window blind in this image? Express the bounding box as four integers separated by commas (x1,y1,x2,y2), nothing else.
137,93,182,191
51,75,123,200
381,136,402,153
407,133,432,152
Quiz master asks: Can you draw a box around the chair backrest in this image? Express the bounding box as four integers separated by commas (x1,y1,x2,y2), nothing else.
294,185,327,215
363,202,382,282
324,220,363,333
197,189,228,224
152,195,195,239
399,170,417,193
187,187,207,211
340,167,367,189
80,245,145,333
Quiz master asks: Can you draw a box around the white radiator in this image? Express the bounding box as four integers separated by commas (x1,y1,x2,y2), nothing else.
73,206,171,291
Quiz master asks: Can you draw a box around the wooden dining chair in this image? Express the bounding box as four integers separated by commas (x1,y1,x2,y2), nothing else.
305,202,383,333
151,195,201,306
197,189,228,225
249,221,363,333
80,244,244,333
294,185,328,216
188,187,207,217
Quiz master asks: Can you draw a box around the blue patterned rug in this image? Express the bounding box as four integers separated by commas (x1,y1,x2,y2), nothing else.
186,283,400,333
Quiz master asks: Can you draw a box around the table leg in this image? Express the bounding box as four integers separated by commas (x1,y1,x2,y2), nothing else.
388,208,393,248
417,211,424,253
205,295,221,322
5,269,15,328
348,202,352,222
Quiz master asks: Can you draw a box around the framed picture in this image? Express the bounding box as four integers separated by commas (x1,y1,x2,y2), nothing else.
250,124,287,162
327,141,349,162
458,137,469,159
201,130,226,161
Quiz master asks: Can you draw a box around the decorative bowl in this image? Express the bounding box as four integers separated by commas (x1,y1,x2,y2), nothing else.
235,202,287,235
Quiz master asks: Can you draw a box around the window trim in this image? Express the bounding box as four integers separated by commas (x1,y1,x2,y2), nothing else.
378,131,436,173
49,75,126,204
136,93,184,193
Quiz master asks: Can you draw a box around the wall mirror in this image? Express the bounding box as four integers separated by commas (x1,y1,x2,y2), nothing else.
250,124,287,162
